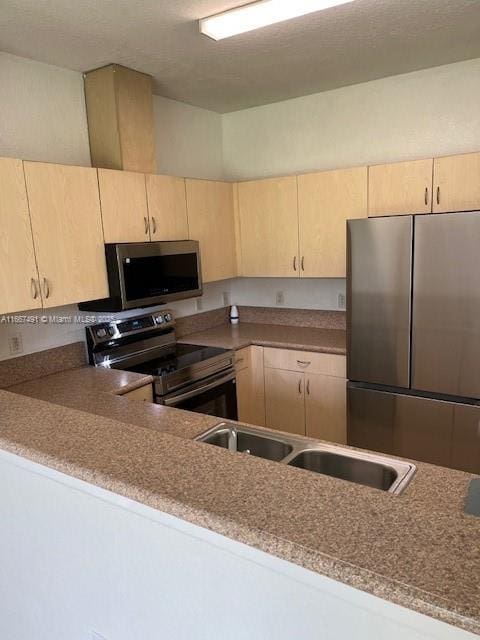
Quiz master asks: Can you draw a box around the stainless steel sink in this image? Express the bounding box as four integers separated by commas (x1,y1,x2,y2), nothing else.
286,448,411,493
196,424,294,462
196,423,416,495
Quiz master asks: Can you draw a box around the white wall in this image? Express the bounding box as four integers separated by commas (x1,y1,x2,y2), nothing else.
0,450,475,640
222,58,480,180
0,52,91,166
231,278,345,311
154,95,224,180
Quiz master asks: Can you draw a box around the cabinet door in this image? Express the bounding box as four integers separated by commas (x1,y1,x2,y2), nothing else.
185,179,236,283
368,159,433,217
305,373,346,444
24,162,108,308
235,346,265,426
298,167,367,277
121,384,153,403
0,158,42,313
433,152,480,213
238,177,299,277
98,169,149,242
264,368,305,435
146,175,188,241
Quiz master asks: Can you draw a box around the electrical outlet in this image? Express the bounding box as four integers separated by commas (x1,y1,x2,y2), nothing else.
338,293,346,310
8,334,23,356
222,291,230,306
275,291,285,305
196,297,203,311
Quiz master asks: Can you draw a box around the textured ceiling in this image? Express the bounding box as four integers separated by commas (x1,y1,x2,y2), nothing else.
1,0,480,112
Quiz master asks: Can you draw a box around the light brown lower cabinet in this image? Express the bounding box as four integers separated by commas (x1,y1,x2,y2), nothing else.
305,372,346,444
235,346,266,426
121,384,153,403
264,348,346,443
264,367,306,435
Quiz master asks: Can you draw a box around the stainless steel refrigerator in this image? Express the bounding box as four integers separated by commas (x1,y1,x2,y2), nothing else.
347,212,480,474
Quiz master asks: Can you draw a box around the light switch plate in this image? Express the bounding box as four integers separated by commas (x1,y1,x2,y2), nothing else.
337,293,346,310
276,291,284,305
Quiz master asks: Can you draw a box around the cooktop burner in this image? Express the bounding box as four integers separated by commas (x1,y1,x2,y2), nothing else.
126,343,230,378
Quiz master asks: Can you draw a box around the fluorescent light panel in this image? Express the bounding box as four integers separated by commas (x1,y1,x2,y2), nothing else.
200,0,354,41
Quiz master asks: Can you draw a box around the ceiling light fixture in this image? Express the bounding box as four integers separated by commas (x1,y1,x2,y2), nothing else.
200,0,354,41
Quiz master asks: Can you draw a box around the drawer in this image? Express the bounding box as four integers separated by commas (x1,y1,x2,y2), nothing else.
121,384,154,403
234,346,252,372
263,347,345,378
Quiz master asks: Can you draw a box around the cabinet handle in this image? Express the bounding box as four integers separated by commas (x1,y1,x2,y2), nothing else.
298,378,302,395
307,379,310,395
293,256,297,271
436,186,440,205
30,278,38,300
144,216,150,235
297,360,311,368
301,256,305,271
151,217,157,235
424,187,429,206
43,277,50,299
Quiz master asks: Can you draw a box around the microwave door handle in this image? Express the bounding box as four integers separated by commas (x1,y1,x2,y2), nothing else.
163,371,236,406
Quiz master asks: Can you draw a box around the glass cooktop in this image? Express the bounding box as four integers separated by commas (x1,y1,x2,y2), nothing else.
126,343,230,377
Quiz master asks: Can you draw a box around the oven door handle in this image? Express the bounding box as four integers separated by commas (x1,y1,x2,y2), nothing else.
162,371,236,406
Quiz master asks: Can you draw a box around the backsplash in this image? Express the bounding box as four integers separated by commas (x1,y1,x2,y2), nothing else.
0,278,345,361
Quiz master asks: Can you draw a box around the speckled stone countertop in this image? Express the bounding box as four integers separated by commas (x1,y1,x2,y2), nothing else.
1,365,479,634
178,322,346,355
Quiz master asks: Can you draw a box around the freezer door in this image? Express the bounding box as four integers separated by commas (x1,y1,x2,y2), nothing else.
347,216,413,387
347,386,453,468
412,212,480,399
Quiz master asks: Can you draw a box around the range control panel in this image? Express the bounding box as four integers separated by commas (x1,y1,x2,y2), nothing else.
88,310,175,345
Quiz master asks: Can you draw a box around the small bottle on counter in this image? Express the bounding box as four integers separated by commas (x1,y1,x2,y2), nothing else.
229,304,239,325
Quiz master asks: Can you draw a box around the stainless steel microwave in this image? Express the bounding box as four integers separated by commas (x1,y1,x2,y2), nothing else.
79,241,202,311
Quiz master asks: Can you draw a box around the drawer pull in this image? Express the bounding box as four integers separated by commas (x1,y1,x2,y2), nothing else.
30,278,38,300
43,277,50,299
298,378,302,395
307,379,310,395
436,186,440,205
297,360,311,367
424,187,428,206
235,357,244,365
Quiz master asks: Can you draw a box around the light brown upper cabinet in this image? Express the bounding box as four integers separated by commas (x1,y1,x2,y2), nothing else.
368,159,433,217
24,162,108,308
0,157,42,314
298,167,367,277
146,175,189,241
185,179,236,283
98,169,149,242
433,152,480,213
237,176,299,277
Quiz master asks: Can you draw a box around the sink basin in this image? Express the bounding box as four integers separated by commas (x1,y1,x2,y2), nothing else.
196,423,416,494
287,450,401,492
197,424,293,462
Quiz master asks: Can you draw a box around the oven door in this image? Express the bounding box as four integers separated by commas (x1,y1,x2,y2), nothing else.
160,370,238,420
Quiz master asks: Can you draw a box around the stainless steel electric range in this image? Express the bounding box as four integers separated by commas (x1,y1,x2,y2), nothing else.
86,310,238,419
